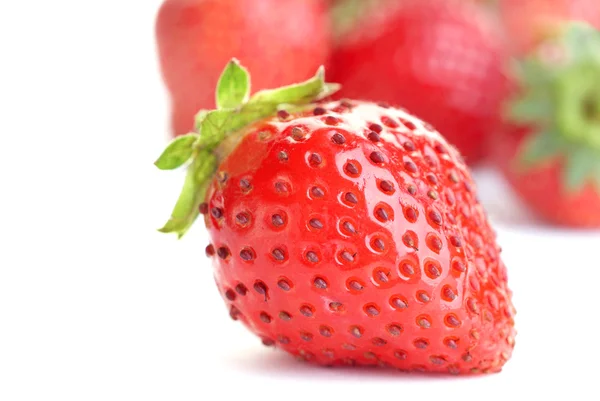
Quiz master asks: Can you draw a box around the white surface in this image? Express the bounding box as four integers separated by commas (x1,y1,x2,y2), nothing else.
1,1,600,400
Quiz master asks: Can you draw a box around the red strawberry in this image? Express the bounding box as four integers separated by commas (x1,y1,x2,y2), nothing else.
493,22,600,228
498,0,600,55
155,60,516,374
155,0,330,137
328,0,511,165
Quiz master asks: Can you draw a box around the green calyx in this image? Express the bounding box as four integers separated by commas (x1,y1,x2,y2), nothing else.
154,58,340,238
508,22,600,192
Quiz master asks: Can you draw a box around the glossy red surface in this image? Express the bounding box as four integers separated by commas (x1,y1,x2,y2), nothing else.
204,100,515,373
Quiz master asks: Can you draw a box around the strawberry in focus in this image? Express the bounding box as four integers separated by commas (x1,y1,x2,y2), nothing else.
493,22,600,228
156,60,516,374
155,0,330,137
328,0,511,165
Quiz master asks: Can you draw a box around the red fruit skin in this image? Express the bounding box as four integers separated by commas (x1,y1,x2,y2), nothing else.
492,125,600,228
155,0,330,136
329,0,510,165
204,101,515,373
499,0,600,55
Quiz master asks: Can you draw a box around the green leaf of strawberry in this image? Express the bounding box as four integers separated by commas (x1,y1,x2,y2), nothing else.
158,150,217,238
196,109,237,149
157,60,340,238
565,148,600,191
154,133,200,170
250,66,340,106
507,92,553,124
216,59,250,109
516,131,563,168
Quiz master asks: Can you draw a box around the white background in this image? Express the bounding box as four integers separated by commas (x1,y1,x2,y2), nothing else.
1,1,599,400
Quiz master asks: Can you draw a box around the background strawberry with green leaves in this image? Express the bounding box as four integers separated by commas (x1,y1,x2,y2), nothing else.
156,60,516,374
494,22,600,227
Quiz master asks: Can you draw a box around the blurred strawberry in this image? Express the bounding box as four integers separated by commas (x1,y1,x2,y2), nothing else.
498,0,600,55
493,22,600,228
156,0,330,137
329,0,511,165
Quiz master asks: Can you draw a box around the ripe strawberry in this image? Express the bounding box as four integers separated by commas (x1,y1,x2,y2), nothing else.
328,0,511,164
155,59,516,374
493,22,600,228
155,0,330,137
498,0,600,55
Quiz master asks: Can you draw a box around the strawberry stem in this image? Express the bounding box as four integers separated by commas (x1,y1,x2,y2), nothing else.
155,58,340,238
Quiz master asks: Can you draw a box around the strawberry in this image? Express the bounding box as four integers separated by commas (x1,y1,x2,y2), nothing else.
155,59,516,374
155,0,330,137
498,0,600,55
493,22,600,228
328,0,511,165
